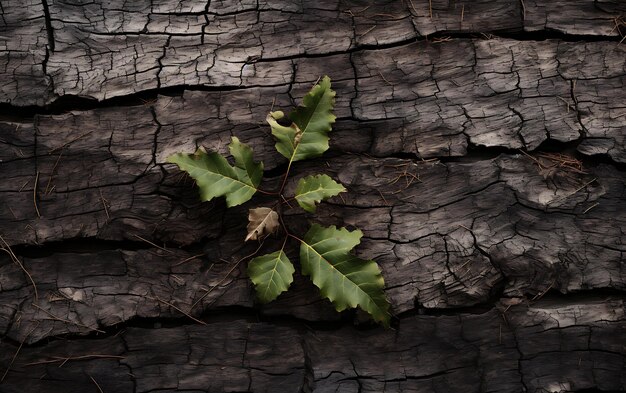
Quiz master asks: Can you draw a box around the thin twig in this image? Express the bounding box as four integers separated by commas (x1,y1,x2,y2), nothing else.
281,194,294,209
0,235,38,301
89,375,104,393
23,355,125,367
531,280,554,301
345,5,371,16
338,192,347,204
172,253,205,267
270,96,276,112
140,98,158,106
31,304,105,333
378,190,389,205
359,25,376,38
150,296,206,325
99,189,110,220
548,178,596,205
19,179,30,192
458,224,474,233
49,131,92,154
378,71,393,86
1,321,40,381
45,151,63,195
583,203,598,214
1,340,24,382
556,96,571,113
163,97,174,109
346,5,371,16
33,171,40,218
458,259,472,271
132,234,173,254
519,149,539,164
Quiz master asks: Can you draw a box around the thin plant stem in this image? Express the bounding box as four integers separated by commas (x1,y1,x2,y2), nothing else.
255,188,279,196
0,235,39,301
287,232,305,244
278,158,295,196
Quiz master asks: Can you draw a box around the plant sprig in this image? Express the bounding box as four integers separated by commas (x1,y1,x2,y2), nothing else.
168,76,391,327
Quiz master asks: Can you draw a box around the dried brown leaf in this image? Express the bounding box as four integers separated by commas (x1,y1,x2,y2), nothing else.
245,207,279,242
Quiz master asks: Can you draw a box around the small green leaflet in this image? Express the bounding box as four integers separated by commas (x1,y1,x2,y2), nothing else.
299,224,390,327
248,250,295,303
295,174,346,213
267,76,336,162
266,111,298,160
167,137,263,207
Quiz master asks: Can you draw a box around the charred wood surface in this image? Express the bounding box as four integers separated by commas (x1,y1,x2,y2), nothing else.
1,1,625,392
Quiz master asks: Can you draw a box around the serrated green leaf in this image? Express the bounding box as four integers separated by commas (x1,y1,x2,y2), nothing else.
295,174,346,213
266,112,299,160
299,224,390,327
167,137,263,207
248,250,295,303
267,75,336,162
230,137,263,187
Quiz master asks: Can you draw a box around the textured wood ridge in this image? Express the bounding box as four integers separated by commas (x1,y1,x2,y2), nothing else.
1,1,626,392
2,299,625,392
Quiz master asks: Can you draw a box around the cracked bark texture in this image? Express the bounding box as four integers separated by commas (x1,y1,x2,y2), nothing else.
1,1,626,392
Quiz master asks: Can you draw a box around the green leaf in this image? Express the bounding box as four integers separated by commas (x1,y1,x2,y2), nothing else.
167,137,263,207
299,224,390,327
267,75,336,162
266,112,299,160
230,137,263,187
248,250,295,303
295,174,346,213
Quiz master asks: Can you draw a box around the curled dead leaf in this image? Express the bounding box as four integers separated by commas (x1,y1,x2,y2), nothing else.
245,207,279,242
293,123,303,145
